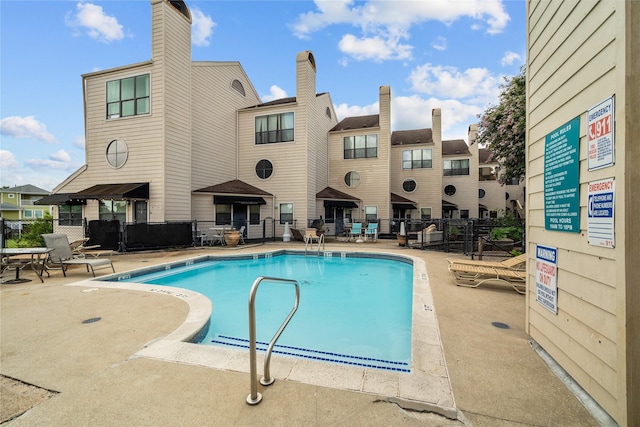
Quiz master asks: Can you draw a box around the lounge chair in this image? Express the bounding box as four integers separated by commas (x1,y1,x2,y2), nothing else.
448,262,526,294
289,228,306,242
349,223,363,241
364,223,378,241
447,253,527,270
42,233,115,277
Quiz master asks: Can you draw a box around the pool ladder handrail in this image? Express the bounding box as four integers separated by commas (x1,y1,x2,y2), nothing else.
304,231,325,255
246,276,300,405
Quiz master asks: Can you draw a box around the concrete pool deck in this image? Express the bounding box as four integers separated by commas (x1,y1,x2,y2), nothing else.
1,240,601,426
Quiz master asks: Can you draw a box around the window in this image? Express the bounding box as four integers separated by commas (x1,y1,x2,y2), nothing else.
402,149,432,169
106,74,150,119
255,112,294,144
506,177,521,185
106,139,128,168
402,179,417,193
421,208,432,220
249,205,260,225
323,206,335,224
343,134,377,159
460,209,469,219
365,206,377,222
255,159,273,179
479,189,486,198
231,79,245,96
279,203,293,224
23,210,33,218
7,193,14,198
344,171,360,188
444,159,470,176
479,166,497,181
505,192,511,200
99,200,126,223
216,204,231,225
59,205,83,226
444,185,456,196
326,107,332,119
34,210,43,218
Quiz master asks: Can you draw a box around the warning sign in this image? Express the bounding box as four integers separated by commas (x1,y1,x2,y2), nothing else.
535,245,558,314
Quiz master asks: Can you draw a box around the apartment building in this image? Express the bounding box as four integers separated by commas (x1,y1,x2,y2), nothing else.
40,0,521,240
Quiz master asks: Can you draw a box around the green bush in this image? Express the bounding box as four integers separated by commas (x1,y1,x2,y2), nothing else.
491,226,521,241
6,215,53,248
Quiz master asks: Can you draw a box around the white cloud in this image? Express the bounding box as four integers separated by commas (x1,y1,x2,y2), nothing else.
338,33,412,62
0,150,19,170
66,2,124,43
334,95,481,142
292,0,510,61
73,136,85,149
191,8,216,47
408,63,503,105
0,116,56,143
261,85,288,102
501,50,521,66
333,101,379,122
392,95,482,140
431,36,447,51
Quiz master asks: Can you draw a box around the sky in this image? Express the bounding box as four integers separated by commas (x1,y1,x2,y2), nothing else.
0,0,526,191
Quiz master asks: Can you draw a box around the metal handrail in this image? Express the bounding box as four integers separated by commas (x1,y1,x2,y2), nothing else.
246,276,300,405
304,232,324,254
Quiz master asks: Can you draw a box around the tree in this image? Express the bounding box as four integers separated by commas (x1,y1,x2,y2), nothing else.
477,66,526,184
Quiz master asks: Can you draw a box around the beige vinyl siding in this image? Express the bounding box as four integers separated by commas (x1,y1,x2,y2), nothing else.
190,62,261,192
159,2,192,220
69,64,167,222
391,144,441,218
526,1,638,423
238,105,308,228
443,154,477,218
478,179,503,215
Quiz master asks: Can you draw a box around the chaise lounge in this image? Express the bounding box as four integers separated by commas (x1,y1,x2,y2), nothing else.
42,233,115,277
448,262,526,294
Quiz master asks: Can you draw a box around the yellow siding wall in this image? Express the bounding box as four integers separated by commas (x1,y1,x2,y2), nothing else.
526,1,638,423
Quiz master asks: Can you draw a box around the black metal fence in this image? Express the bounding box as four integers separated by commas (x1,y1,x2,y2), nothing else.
1,216,524,255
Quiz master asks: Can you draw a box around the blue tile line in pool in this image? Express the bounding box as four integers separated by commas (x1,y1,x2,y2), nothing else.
212,335,410,372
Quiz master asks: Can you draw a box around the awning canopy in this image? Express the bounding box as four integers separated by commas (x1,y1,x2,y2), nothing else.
392,203,416,210
73,183,149,200
214,195,266,205
391,192,417,210
35,193,86,205
442,199,458,210
323,200,358,208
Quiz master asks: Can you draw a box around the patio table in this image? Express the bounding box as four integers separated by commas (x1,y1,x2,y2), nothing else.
1,247,53,284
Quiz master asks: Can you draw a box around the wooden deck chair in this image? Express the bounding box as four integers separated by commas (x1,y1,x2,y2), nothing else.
42,233,115,277
448,262,526,294
447,253,527,271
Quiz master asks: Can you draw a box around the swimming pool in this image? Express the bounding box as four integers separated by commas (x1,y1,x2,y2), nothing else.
106,253,413,371
87,248,455,417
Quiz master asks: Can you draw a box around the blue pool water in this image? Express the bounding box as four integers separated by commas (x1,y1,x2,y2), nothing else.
112,253,413,370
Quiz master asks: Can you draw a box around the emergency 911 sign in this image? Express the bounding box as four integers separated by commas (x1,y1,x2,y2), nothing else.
587,96,615,171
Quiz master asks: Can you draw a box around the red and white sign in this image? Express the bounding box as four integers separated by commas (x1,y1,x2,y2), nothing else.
587,96,615,171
